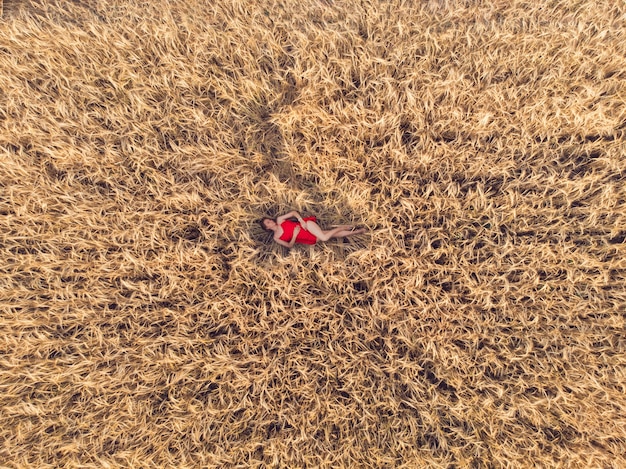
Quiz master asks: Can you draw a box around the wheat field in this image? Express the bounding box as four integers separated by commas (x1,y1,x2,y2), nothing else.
1,0,625,467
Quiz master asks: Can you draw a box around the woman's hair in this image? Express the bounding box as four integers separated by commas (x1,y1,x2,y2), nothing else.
259,217,274,232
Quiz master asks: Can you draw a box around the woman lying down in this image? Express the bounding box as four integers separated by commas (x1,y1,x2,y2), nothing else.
260,210,367,249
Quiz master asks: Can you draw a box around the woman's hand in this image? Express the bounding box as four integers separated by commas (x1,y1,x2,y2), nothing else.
289,226,301,248
290,210,307,228
276,210,302,225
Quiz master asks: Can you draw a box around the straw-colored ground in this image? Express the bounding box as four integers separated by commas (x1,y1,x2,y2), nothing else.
1,0,625,467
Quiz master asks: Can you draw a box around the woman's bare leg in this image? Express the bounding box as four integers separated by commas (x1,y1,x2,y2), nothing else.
332,227,367,238
303,221,353,242
304,221,366,241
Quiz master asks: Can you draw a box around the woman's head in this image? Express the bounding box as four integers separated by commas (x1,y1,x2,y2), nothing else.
259,217,277,231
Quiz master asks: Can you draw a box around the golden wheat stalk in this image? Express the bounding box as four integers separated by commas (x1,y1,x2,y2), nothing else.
1,0,625,467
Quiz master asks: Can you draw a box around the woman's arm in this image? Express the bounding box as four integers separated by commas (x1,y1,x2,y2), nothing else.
276,210,303,225
274,226,300,248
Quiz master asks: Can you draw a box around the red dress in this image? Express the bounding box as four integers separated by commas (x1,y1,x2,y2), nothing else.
279,216,318,245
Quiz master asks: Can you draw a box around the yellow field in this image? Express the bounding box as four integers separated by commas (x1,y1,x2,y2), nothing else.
1,0,625,467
